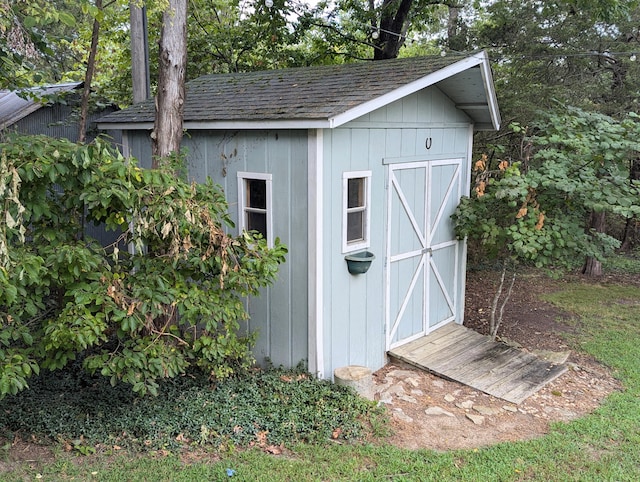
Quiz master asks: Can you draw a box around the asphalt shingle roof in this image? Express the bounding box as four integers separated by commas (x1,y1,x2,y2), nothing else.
98,55,471,125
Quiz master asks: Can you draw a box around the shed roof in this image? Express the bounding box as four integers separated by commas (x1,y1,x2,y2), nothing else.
98,51,500,131
0,82,82,130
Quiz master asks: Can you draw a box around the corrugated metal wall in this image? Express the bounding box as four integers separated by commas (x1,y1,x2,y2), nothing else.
9,102,121,145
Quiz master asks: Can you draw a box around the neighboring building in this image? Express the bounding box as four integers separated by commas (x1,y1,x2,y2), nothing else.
97,51,501,379
1,82,123,246
0,82,120,143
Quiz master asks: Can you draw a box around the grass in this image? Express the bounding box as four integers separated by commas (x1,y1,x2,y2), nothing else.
2,256,640,481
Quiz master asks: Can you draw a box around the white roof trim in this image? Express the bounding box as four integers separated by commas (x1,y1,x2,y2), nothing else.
328,53,487,128
97,122,154,130
478,51,502,130
97,119,332,131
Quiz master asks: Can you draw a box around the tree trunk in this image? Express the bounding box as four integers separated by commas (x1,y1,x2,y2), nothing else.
582,210,606,276
620,158,640,252
151,0,187,165
373,0,413,60
489,260,517,340
78,0,102,144
130,1,151,104
446,5,463,50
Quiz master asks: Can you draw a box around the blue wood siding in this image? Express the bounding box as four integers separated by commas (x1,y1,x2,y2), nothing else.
321,86,472,378
125,129,308,370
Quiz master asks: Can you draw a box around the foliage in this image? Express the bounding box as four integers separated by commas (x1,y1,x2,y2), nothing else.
0,364,379,450
0,134,286,398
187,0,316,76
454,107,640,335
455,107,640,269
0,0,79,89
305,0,460,62
472,0,640,157
3,271,640,480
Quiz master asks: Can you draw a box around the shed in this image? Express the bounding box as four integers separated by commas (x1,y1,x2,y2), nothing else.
97,51,501,379
0,82,120,142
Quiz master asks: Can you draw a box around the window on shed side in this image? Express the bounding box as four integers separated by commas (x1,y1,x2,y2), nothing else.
238,172,273,247
343,171,371,253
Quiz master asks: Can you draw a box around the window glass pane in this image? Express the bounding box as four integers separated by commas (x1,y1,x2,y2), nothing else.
247,211,267,238
246,179,267,209
347,211,364,242
347,178,364,209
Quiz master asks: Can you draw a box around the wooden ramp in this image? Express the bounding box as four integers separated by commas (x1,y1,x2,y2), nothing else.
388,323,567,404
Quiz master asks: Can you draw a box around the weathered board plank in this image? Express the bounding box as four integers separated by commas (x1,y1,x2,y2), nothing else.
388,323,568,404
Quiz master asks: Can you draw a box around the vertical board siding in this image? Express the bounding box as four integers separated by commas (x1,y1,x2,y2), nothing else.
127,132,153,168
128,129,308,370
322,85,472,378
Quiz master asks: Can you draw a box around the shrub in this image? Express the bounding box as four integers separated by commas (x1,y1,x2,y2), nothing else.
0,134,286,398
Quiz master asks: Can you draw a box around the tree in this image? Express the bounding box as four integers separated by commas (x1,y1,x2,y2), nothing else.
303,0,470,62
0,0,78,90
78,0,104,143
533,108,640,275
372,0,462,59
469,1,640,262
453,108,640,337
0,134,286,398
471,0,640,144
187,0,313,76
151,0,188,161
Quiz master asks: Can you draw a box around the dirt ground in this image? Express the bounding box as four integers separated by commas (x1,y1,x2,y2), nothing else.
374,269,625,451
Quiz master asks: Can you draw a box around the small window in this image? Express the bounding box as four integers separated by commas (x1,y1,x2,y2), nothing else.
238,172,273,247
343,171,371,253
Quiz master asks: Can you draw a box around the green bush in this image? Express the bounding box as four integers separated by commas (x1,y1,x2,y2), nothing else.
0,134,286,398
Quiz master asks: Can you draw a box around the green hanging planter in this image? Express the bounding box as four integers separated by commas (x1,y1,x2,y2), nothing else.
345,251,375,275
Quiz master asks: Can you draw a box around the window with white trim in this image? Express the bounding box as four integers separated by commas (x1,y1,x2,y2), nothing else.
237,172,273,247
342,171,372,253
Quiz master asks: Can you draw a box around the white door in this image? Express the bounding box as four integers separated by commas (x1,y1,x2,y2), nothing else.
385,159,462,350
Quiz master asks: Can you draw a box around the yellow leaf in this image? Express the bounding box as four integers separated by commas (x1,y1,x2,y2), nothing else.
536,212,545,230
161,222,172,238
498,160,509,171
516,207,528,219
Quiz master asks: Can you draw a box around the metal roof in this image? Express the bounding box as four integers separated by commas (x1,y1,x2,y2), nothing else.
0,82,82,130
98,51,500,131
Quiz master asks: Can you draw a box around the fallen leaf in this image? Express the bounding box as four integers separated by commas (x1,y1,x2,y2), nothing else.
256,430,269,447
265,444,283,455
